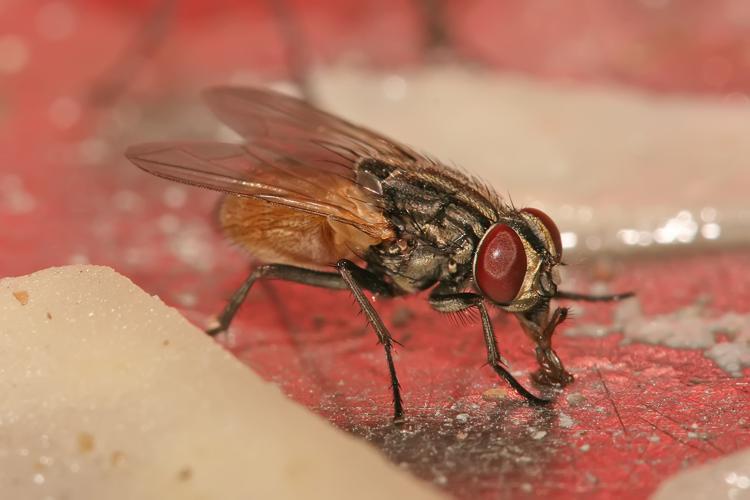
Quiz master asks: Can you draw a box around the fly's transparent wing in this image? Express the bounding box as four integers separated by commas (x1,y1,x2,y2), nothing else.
125,141,393,239
202,86,424,172
127,87,440,241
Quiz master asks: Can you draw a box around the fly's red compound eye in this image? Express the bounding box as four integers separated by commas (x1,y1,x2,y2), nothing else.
522,207,562,258
474,224,527,304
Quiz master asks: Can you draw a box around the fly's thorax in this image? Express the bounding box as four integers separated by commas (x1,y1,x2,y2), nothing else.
356,157,498,236
366,237,446,293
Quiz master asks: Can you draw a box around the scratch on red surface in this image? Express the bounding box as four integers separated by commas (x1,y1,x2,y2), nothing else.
639,416,708,456
642,402,725,455
596,366,628,437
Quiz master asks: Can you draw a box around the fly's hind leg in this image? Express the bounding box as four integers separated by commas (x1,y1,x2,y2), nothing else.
206,264,348,336
335,260,404,421
207,260,404,421
517,305,573,387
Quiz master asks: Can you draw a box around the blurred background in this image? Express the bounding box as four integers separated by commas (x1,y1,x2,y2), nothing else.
1,1,750,498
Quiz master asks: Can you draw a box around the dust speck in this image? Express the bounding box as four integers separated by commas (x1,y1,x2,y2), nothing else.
532,430,547,440
46,312,52,319
455,413,469,424
566,392,586,407
178,467,193,481
111,450,126,466
433,473,447,486
312,314,326,329
12,290,29,305
391,306,415,327
77,432,95,453
558,412,575,429
482,387,508,402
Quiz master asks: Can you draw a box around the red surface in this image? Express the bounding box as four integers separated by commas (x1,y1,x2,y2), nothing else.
2,2,750,498
226,252,750,498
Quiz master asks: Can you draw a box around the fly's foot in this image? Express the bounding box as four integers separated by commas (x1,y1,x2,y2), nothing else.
205,325,225,337
533,347,574,387
532,366,574,387
392,413,406,426
205,318,229,337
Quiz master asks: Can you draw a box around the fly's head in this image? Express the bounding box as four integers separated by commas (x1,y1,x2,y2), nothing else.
472,207,563,312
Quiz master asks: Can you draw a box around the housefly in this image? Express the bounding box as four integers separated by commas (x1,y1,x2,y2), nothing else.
126,87,633,420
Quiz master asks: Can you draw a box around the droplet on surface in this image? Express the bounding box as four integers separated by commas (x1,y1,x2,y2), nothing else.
0,35,29,74
113,190,142,212
163,186,188,209
78,138,109,164
49,96,81,129
36,2,77,41
0,175,37,214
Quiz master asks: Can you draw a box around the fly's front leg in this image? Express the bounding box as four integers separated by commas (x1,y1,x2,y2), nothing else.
517,304,573,387
336,260,404,421
429,287,550,405
207,264,347,336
